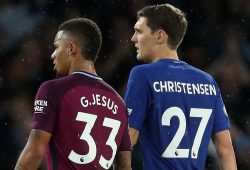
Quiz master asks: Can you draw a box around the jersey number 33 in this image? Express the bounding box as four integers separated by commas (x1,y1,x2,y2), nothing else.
68,112,121,169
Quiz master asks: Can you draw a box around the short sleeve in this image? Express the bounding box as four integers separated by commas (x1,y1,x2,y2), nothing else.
32,81,59,134
124,67,149,131
212,82,230,133
118,126,132,151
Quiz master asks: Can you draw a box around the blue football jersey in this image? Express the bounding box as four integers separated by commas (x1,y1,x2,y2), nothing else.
125,59,230,170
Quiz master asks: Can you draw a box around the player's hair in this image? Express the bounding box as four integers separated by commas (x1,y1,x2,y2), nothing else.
58,18,102,61
138,4,187,50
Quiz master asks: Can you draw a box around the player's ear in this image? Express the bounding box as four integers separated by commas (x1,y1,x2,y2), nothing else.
155,29,168,44
67,42,76,56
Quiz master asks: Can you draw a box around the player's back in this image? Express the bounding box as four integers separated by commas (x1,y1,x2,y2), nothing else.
33,71,130,170
125,59,230,170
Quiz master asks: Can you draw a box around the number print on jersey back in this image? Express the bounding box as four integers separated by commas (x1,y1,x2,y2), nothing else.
68,112,121,169
161,107,212,159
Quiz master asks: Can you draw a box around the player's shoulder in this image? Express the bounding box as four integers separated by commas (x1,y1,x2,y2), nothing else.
102,81,124,101
132,63,154,70
39,76,70,91
130,59,175,73
187,64,215,81
130,63,152,75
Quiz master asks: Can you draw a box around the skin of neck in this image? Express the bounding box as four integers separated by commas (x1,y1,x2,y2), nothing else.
151,43,179,63
68,53,97,75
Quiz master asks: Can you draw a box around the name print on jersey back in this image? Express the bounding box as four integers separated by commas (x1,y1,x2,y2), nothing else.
80,94,118,114
56,75,128,169
153,81,216,96
32,72,131,170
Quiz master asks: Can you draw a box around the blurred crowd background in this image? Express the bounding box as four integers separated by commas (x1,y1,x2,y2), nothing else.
0,0,250,169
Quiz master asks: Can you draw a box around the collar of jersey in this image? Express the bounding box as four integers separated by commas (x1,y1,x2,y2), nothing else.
158,58,180,62
71,71,103,80
157,58,185,64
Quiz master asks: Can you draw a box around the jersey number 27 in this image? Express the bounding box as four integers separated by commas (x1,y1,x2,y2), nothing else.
162,107,212,159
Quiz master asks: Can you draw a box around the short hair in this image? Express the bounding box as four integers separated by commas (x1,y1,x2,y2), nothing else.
58,18,102,61
138,4,187,50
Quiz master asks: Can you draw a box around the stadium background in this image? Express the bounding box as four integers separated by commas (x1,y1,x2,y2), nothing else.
0,0,249,169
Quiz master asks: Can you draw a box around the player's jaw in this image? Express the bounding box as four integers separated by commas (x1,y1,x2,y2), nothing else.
51,54,58,72
53,61,56,71
135,45,141,58
52,56,63,76
53,60,60,75
134,44,143,61
135,44,151,62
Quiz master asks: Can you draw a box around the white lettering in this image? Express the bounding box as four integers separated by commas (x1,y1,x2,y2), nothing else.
186,83,192,94
181,83,187,93
176,82,181,92
160,81,168,92
81,97,89,107
34,100,48,114
168,81,174,92
200,84,204,94
153,82,160,92
152,81,217,96
204,84,209,95
210,85,216,95
80,94,119,114
192,84,200,94
34,100,47,106
34,106,44,112
102,96,107,107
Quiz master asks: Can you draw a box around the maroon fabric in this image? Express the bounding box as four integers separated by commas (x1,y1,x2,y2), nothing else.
32,72,131,170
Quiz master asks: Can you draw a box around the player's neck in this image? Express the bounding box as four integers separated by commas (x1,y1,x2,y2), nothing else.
152,49,179,63
69,57,97,76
